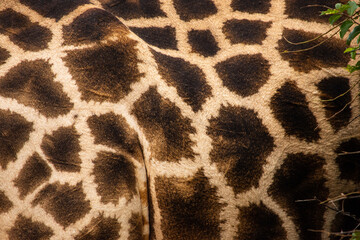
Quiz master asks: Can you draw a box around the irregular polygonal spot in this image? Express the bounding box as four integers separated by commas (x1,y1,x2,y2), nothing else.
173,0,217,21
130,26,177,50
237,202,286,240
64,40,143,102
14,153,51,199
268,153,328,240
188,29,219,57
7,215,53,240
20,0,89,21
271,81,320,142
93,152,137,204
0,9,52,51
99,0,165,20
0,47,10,65
133,87,196,162
75,215,121,240
0,190,13,213
335,138,360,182
330,197,360,240
231,0,271,13
317,77,351,132
32,182,90,228
223,19,271,45
63,8,120,45
155,170,222,240
215,54,270,97
207,105,274,194
0,110,33,169
87,113,142,161
285,0,343,22
0,60,73,117
129,213,143,240
41,127,81,172
278,29,349,73
151,50,211,112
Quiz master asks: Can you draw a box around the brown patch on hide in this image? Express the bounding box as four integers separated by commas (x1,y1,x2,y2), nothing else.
173,0,217,21
278,29,349,73
7,215,53,240
129,213,143,240
88,112,143,161
270,81,320,142
0,9,52,51
268,153,328,240
0,60,73,117
207,105,274,194
188,29,220,57
0,47,10,65
223,19,271,45
92,151,137,204
20,0,89,21
14,153,51,198
0,110,33,169
41,127,81,172
64,38,143,102
32,182,91,228
151,50,212,112
335,138,360,182
133,87,196,162
75,215,121,240
155,170,222,240
236,202,286,240
0,190,13,213
130,26,177,50
231,0,271,13
215,54,270,97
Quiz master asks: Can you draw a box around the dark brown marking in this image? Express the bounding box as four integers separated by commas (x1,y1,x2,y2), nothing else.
129,213,143,240
0,190,13,213
63,8,120,45
0,47,10,65
92,151,137,204
335,138,360,182
188,29,220,57
155,170,223,240
7,215,53,240
64,40,143,103
207,105,274,194
173,0,217,21
0,60,73,117
87,113,143,161
0,109,33,169
215,54,270,97
231,0,271,13
222,19,271,45
268,153,328,240
270,81,320,142
151,50,212,112
130,26,177,50
20,0,89,21
0,9,52,51
99,0,166,20
133,87,196,162
317,77,352,132
32,182,91,228
41,127,81,172
278,29,349,73
75,215,121,240
237,202,286,240
14,153,51,199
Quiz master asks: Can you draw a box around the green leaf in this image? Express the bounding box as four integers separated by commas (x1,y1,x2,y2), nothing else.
357,35,360,44
320,9,339,16
351,51,357,59
340,20,354,38
347,1,359,16
344,47,358,53
347,25,360,45
335,3,342,9
329,14,341,24
346,64,360,73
